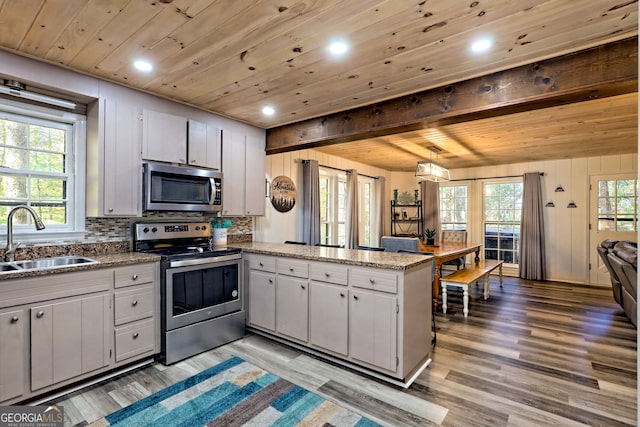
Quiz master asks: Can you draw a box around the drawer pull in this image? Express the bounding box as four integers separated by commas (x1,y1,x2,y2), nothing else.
36,310,45,318
132,274,138,281
132,300,138,307
369,279,375,285
133,332,139,339
325,272,330,277
339,293,345,298
10,316,19,323
289,267,294,272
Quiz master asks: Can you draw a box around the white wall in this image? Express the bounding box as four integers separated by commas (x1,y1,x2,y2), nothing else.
255,149,391,243
257,152,637,285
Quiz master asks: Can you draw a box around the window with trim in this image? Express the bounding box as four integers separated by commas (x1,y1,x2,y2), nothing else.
0,100,85,238
484,181,522,265
440,184,467,231
597,179,638,231
319,168,374,247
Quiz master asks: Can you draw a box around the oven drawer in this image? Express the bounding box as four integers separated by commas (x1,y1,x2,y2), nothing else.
115,263,156,289
114,319,155,362
247,254,276,273
114,285,154,326
277,258,309,278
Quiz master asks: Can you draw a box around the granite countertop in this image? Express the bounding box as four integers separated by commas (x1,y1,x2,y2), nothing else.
0,252,161,281
231,242,433,271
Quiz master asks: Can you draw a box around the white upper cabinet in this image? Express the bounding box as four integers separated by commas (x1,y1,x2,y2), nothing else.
142,109,187,164
221,128,266,216
187,120,221,170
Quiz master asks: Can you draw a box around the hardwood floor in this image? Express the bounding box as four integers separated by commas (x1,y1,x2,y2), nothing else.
47,277,637,426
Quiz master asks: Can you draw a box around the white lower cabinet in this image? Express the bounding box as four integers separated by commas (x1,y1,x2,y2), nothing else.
244,253,431,381
349,289,397,372
0,262,160,405
276,275,308,342
309,282,348,355
0,310,25,402
31,294,110,391
248,270,276,331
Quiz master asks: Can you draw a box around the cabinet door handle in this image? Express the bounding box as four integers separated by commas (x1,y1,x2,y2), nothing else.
132,274,138,280
268,278,273,283
339,293,345,298
133,332,139,339
108,208,114,213
353,295,359,301
300,284,305,290
132,300,138,307
10,316,19,323
259,262,264,267
36,310,45,318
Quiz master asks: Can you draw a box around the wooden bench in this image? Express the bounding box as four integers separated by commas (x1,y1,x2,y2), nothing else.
440,259,503,317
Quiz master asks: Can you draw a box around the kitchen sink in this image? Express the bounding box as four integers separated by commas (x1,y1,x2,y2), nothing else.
0,256,100,273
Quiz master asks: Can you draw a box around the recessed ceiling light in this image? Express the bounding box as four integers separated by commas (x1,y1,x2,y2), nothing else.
133,60,153,72
262,105,275,116
471,38,492,53
328,40,349,56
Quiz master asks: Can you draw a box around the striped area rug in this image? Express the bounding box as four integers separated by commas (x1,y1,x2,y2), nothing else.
101,356,382,427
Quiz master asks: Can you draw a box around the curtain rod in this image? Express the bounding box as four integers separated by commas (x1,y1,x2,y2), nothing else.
301,160,378,180
448,172,544,182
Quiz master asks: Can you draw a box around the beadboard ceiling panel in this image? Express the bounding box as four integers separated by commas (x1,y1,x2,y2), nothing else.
0,0,636,170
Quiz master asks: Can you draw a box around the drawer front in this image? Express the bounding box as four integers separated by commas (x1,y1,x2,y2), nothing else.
114,319,155,362
277,258,309,278
115,263,155,289
350,268,398,294
247,255,276,273
114,285,154,326
310,262,347,286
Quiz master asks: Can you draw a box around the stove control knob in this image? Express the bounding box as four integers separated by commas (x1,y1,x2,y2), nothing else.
151,227,158,233
202,225,207,231
143,227,149,233
195,226,200,231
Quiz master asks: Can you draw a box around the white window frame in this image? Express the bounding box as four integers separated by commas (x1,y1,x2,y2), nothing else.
0,98,86,242
439,184,468,231
358,176,375,246
483,179,523,267
319,168,346,245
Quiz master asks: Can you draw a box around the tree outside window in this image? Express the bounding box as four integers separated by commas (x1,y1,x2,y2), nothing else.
484,181,523,265
597,179,638,232
440,185,467,231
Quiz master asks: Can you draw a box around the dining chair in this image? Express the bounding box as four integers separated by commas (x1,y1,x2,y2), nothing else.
441,230,467,270
380,236,421,253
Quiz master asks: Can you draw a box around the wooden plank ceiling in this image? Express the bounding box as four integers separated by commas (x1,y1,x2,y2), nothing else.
0,0,637,170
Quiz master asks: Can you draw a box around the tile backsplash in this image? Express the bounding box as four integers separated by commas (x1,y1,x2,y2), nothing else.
85,212,253,242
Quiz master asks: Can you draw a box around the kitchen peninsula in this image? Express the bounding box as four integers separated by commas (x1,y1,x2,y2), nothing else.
233,242,434,387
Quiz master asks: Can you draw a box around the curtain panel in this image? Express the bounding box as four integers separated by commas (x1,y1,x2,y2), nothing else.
302,160,321,246
519,172,546,280
372,176,386,246
420,180,441,241
345,169,359,249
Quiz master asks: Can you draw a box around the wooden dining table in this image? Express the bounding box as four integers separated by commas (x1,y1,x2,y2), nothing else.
420,241,483,310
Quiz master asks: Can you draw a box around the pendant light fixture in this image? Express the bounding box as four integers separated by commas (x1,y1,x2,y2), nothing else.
416,146,450,182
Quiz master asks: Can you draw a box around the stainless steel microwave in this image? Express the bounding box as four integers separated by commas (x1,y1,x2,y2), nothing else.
143,162,222,212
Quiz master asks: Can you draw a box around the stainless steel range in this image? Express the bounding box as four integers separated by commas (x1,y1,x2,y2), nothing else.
133,221,244,364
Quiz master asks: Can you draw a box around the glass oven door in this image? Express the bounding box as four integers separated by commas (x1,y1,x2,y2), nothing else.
165,257,242,331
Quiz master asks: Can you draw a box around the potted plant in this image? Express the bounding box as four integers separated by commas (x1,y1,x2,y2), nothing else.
424,229,436,245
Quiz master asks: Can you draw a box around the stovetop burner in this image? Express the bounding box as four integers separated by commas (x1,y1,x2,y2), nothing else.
132,221,240,260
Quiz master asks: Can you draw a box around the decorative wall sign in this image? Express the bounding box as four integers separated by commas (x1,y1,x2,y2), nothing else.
270,175,296,212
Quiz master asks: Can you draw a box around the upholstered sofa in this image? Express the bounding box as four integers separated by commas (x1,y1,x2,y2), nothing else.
598,240,637,326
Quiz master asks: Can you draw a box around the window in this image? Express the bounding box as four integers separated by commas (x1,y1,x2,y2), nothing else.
319,169,346,245
597,179,638,231
440,185,467,231
484,181,522,265
0,100,85,239
319,168,375,247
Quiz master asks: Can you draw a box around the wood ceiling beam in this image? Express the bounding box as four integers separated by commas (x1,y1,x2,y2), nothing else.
266,37,638,155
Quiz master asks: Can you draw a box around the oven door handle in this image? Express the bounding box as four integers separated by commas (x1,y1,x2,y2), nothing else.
168,253,241,268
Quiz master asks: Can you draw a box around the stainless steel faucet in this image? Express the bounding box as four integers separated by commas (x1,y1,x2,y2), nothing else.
5,205,46,262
